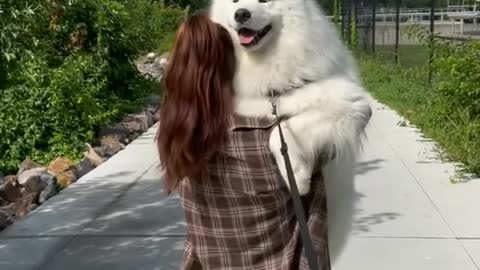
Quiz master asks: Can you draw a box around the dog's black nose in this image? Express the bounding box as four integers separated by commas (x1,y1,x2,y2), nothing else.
234,9,251,23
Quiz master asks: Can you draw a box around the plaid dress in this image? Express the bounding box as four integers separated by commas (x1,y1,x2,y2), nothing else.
178,114,331,270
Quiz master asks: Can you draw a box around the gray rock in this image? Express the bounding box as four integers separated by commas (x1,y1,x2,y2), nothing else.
155,52,170,72
101,136,126,158
132,111,154,130
0,197,7,207
17,160,42,178
77,157,96,179
22,171,56,203
0,212,10,231
39,183,57,204
136,53,169,82
17,167,46,186
153,109,161,123
83,144,105,167
16,192,39,218
159,51,170,61
144,110,154,128
17,168,55,187
98,126,129,144
23,175,47,195
128,133,140,142
39,171,56,187
147,105,158,117
0,179,22,203
122,114,135,122
93,147,105,158
17,175,49,211
146,52,156,62
18,170,55,205
124,117,145,134
0,203,16,217
0,173,4,186
145,94,161,113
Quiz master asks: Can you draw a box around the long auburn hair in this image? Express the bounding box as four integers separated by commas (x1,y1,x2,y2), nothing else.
157,13,236,194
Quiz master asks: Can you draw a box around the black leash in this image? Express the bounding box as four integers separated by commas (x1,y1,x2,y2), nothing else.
270,96,320,270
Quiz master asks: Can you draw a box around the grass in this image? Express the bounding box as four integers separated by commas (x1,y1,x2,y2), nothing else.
359,55,480,177
375,45,429,68
360,55,429,122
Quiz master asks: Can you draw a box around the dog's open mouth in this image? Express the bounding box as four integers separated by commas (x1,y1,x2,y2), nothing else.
237,24,272,47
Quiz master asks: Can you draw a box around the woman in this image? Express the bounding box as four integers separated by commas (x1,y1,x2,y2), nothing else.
157,13,331,270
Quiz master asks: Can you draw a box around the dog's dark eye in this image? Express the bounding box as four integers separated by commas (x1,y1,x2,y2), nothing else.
233,0,238,2
259,0,269,2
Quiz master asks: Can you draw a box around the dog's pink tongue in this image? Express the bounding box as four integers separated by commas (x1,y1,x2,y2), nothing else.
239,34,254,45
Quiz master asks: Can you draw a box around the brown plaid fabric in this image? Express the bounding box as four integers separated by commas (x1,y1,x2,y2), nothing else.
178,114,331,270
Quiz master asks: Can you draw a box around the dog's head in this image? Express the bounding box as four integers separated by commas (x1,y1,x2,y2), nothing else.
211,0,285,52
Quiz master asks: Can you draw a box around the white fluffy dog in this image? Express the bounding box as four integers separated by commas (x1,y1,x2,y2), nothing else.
209,0,372,195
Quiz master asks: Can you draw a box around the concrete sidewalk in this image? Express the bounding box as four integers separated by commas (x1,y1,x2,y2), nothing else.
1,100,479,270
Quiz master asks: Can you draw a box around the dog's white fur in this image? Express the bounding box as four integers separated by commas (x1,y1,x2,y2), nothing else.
210,0,371,195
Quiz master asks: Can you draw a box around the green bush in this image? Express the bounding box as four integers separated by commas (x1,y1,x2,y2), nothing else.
0,1,48,86
0,0,185,173
431,41,480,118
123,1,186,53
359,30,480,176
0,54,111,170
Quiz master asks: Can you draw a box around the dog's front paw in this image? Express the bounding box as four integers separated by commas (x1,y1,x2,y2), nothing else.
295,178,311,196
282,164,312,196
270,126,313,196
294,166,311,196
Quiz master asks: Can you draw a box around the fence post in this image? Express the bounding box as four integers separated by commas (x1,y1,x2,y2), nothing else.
428,0,435,82
351,0,358,49
334,0,341,28
346,0,352,45
371,0,376,53
341,0,347,41
394,0,401,64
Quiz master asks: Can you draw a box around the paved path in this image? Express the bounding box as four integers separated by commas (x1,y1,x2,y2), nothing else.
1,100,480,270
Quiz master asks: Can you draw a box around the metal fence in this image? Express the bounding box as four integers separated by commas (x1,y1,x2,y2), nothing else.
322,0,480,67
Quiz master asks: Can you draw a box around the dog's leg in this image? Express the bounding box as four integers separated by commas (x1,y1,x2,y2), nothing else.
277,77,372,135
271,102,366,195
234,77,372,136
269,119,314,195
275,77,371,159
